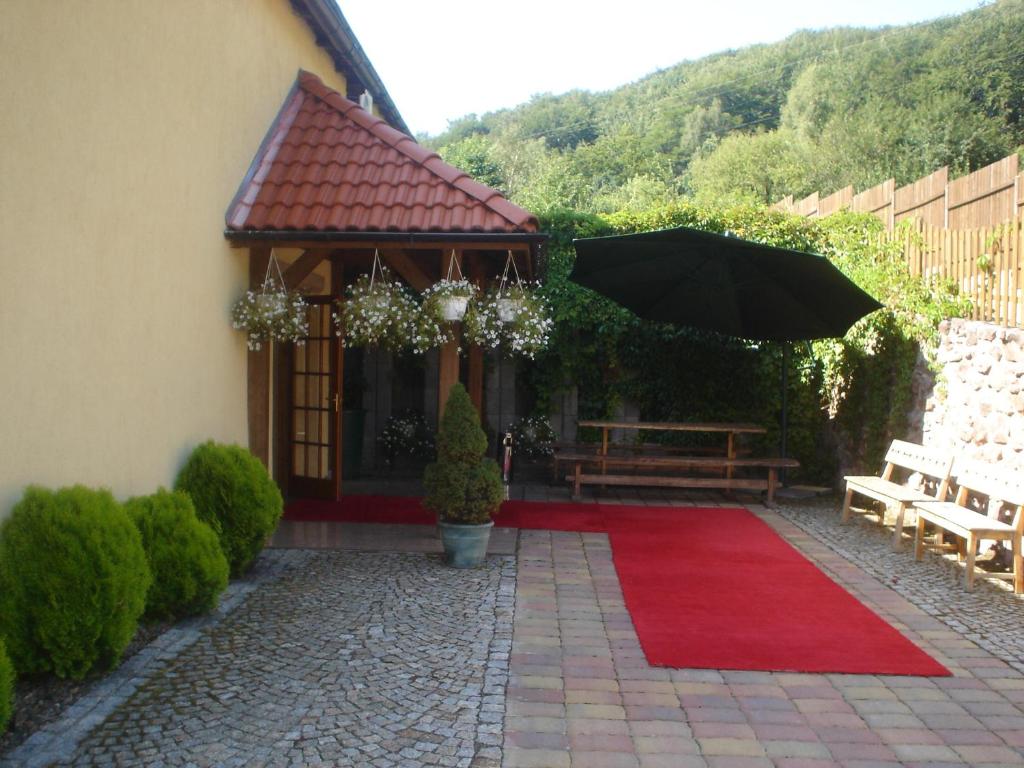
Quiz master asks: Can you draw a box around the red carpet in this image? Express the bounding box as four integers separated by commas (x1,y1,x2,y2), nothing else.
284,496,949,675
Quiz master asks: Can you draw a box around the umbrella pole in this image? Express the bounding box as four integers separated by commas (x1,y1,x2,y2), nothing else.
780,342,789,486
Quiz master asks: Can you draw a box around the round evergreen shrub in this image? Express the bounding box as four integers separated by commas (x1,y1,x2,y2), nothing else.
424,384,504,525
125,489,229,621
174,441,283,577
0,486,150,680
0,639,13,735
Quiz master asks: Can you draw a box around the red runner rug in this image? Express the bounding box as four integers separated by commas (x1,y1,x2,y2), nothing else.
284,496,949,675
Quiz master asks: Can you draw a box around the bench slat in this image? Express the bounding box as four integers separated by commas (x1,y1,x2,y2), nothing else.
555,453,798,468
914,501,1015,537
568,474,769,491
843,476,938,504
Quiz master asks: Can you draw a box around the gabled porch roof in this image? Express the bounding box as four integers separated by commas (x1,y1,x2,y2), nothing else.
225,71,539,238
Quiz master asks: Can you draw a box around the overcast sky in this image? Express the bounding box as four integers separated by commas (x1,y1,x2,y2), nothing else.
337,0,987,136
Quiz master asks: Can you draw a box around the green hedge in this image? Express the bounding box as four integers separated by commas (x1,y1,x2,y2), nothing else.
0,486,150,680
125,489,229,621
0,639,12,735
175,442,283,577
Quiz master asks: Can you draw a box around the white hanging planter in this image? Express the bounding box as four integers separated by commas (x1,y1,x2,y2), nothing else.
496,297,522,323
441,295,470,321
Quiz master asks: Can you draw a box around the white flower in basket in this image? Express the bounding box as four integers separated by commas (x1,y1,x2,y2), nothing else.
231,252,309,351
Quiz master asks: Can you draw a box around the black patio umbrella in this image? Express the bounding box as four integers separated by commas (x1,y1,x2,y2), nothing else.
570,226,884,469
570,226,883,342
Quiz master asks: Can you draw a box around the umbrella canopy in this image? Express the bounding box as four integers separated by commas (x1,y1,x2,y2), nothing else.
570,226,883,341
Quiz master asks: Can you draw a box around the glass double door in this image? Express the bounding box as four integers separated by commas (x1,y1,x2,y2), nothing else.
288,298,341,499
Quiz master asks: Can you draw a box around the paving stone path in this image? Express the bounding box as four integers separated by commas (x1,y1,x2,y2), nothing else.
6,550,514,768
777,501,1024,675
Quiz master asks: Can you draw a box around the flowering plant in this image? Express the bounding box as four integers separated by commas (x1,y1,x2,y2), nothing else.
335,269,416,352
465,284,553,359
378,410,435,466
510,414,558,458
231,288,308,351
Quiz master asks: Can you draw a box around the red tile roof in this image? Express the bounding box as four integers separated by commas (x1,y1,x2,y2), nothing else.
226,71,538,234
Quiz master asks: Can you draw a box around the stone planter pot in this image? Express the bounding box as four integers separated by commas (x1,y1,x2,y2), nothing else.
441,295,470,321
438,520,493,568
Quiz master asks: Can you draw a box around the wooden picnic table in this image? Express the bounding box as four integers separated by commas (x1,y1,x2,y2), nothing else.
577,420,767,480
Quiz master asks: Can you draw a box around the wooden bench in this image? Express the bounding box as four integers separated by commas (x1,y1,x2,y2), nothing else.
559,452,800,505
841,440,954,550
550,442,741,482
913,460,1024,594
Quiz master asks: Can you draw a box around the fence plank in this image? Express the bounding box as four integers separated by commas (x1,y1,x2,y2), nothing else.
778,153,1021,231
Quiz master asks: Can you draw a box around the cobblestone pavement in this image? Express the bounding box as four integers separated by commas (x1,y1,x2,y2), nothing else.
7,550,514,768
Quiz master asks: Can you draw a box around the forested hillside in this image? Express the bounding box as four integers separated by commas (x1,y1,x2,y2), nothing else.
425,0,1024,213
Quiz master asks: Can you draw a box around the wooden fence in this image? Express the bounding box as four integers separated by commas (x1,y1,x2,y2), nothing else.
775,153,1023,231
894,218,1024,327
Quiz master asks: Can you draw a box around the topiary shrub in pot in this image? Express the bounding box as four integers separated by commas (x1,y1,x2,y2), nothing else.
125,489,230,621
0,486,150,680
175,441,283,578
423,383,504,567
0,639,13,735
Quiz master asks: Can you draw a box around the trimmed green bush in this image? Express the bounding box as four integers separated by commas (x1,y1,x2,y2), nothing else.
424,384,504,524
0,639,13,735
125,489,229,621
175,441,283,577
0,486,150,680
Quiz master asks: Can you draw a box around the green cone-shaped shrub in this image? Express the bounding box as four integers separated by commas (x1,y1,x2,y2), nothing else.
0,640,13,735
0,486,150,680
424,383,504,524
125,489,229,621
175,441,283,577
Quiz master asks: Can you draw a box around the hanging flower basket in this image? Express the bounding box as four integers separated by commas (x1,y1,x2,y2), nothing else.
422,251,479,323
463,251,553,359
231,252,308,351
335,251,447,355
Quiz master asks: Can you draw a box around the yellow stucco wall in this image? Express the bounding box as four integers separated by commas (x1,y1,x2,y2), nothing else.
0,0,351,516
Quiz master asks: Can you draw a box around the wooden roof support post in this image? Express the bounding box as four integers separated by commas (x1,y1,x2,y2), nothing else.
466,254,486,416
438,249,462,419
248,246,272,468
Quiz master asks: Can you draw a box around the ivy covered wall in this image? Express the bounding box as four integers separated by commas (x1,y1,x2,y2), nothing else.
521,203,968,484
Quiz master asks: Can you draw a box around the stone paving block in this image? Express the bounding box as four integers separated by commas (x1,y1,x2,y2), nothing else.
690,722,757,739
697,737,768,757
569,751,640,767
504,747,571,767
762,739,833,759
637,755,708,768
565,689,622,705
568,732,634,752
632,735,700,754
890,743,963,761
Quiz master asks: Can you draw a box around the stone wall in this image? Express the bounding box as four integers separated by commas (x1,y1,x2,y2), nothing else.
916,319,1024,471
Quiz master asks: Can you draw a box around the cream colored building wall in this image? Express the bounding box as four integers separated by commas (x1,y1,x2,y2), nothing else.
0,0,350,516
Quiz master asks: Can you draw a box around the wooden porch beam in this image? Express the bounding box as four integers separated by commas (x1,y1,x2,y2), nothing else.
438,249,463,420
466,256,486,416
380,248,434,292
282,249,328,289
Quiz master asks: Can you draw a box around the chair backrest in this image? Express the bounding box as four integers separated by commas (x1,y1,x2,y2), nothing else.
884,440,954,480
953,459,1024,527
